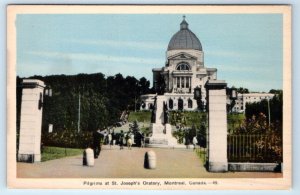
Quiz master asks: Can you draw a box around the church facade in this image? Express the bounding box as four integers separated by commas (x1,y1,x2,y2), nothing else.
140,17,274,113
141,17,217,111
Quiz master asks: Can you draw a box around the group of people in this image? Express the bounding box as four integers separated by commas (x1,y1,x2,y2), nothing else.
92,128,145,158
118,130,145,150
92,127,201,159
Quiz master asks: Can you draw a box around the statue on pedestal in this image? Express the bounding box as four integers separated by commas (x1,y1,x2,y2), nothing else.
163,101,169,124
150,96,157,123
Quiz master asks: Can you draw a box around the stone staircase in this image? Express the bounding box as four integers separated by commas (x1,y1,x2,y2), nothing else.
149,138,169,145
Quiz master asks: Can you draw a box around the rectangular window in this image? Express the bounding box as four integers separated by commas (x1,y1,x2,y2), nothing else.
177,77,180,88
181,77,184,88
186,77,189,88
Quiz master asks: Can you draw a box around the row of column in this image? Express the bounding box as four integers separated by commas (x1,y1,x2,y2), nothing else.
174,76,191,88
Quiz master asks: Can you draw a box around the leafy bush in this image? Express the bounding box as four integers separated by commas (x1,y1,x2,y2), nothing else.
42,130,93,148
172,128,185,144
229,113,282,163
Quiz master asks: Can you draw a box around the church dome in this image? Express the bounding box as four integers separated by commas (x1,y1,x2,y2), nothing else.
167,17,202,51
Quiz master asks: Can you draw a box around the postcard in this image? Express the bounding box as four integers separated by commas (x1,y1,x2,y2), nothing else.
7,5,291,189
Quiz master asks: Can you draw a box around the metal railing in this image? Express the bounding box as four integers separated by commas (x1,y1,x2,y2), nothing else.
227,134,282,163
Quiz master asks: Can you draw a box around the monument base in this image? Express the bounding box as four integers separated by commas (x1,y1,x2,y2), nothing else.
146,123,179,148
208,161,228,172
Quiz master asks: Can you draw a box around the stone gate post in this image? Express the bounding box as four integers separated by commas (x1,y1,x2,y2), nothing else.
205,80,228,172
18,79,45,163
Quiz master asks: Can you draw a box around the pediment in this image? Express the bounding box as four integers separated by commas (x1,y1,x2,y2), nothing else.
168,52,197,60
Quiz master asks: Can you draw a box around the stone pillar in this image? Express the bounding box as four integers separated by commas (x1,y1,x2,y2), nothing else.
205,80,228,172
173,77,176,92
179,77,182,89
18,79,45,163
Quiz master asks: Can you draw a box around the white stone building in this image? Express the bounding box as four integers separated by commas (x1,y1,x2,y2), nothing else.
141,17,217,111
140,17,275,113
231,93,275,113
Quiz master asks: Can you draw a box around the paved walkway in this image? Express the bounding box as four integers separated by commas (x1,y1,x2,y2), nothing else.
17,145,282,178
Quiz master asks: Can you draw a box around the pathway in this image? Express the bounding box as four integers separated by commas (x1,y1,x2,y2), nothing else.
17,145,282,178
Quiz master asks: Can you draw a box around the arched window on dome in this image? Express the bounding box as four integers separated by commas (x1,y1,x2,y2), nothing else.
176,63,190,71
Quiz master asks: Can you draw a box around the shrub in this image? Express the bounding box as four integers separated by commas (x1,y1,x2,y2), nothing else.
42,129,93,148
230,113,282,163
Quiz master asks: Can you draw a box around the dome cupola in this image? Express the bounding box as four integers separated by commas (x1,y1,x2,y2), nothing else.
168,16,202,51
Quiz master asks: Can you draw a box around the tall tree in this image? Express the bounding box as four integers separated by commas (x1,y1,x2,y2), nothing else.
138,77,150,95
17,72,151,134
245,91,282,123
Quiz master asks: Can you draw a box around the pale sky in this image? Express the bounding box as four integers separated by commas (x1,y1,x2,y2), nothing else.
16,14,283,92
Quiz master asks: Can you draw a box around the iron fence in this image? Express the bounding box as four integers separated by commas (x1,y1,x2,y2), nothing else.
227,134,282,163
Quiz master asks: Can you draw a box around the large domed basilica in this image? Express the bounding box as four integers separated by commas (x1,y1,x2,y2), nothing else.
167,17,202,51
141,16,217,111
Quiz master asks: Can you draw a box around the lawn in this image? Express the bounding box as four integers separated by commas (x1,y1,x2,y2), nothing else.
128,111,151,123
129,110,245,132
41,146,83,162
170,111,207,127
